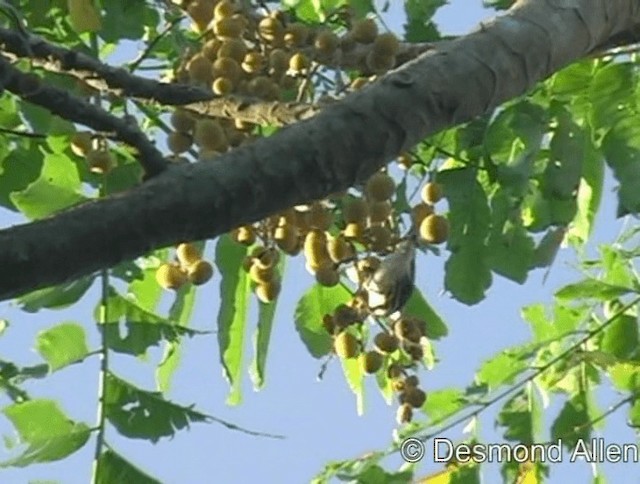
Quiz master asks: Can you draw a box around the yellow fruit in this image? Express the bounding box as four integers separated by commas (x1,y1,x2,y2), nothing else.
187,1,213,32
241,52,264,74
308,203,333,230
68,0,102,33
289,52,309,73
233,225,256,245
343,198,368,223
367,225,392,252
359,350,384,374
334,331,360,359
350,77,369,91
314,30,339,56
156,263,187,290
247,76,275,98
176,242,201,267
269,49,290,73
343,222,365,241
387,363,404,380
303,229,330,267
85,149,115,174
405,375,419,387
217,39,247,62
403,386,426,408
373,332,399,354
187,260,214,285
201,39,221,61
274,224,300,254
404,343,424,361
284,23,309,48
373,33,400,57
419,214,449,244
253,246,279,268
322,314,336,335
242,256,254,272
249,262,275,284
256,279,281,303
421,181,444,204
212,57,241,83
213,17,244,39
368,201,392,224
187,54,213,84
194,119,227,151
397,152,413,169
351,18,378,44
327,235,354,263
315,265,340,287
396,403,413,425
365,51,395,73
167,131,193,154
258,16,284,43
411,202,434,226
393,318,423,343
212,76,234,95
365,172,395,201
213,0,234,20
70,132,92,156
170,109,195,133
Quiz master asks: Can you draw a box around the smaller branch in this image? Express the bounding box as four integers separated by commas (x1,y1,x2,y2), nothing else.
0,126,46,138
128,15,183,73
0,56,168,177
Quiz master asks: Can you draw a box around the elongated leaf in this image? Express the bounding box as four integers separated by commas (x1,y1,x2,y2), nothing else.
36,322,89,371
0,144,43,211
497,386,540,443
341,353,365,415
104,372,208,443
555,279,634,301
97,449,161,484
295,283,351,358
550,394,592,450
215,235,250,405
423,389,465,422
1,399,90,467
18,276,95,313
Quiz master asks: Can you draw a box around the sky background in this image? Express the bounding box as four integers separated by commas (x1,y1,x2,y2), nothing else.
1,1,639,483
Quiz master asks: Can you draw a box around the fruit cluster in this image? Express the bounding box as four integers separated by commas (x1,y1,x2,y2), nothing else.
155,242,214,290
70,131,116,174
242,245,282,303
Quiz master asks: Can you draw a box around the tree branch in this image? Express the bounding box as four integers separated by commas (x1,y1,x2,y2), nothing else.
0,0,638,301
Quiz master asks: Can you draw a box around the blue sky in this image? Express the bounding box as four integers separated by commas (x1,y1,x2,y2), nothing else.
1,1,638,483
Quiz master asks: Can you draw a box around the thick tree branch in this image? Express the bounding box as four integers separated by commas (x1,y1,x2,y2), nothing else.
0,0,638,301
0,55,168,176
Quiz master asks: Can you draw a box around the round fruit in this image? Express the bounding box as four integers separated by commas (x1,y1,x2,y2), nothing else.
333,304,360,328
70,132,92,156
396,403,413,424
274,224,300,254
249,261,275,284
188,260,214,285
156,263,187,290
327,235,354,263
269,49,289,73
387,363,404,380
419,214,449,244
213,17,244,39
187,1,213,32
303,229,330,267
359,350,384,374
373,332,399,354
176,242,201,267
322,314,336,335
187,54,212,84
234,225,256,245
394,318,423,343
170,109,195,133
214,0,234,20
397,152,413,169
405,343,424,361
314,30,339,56
256,279,281,303
351,18,378,44
212,76,234,95
365,51,395,73
218,39,247,62
368,201,392,224
167,131,193,154
343,198,368,223
284,23,309,48
367,225,392,252
366,172,395,201
258,16,284,43
405,375,419,387
201,39,221,61
411,202,434,226
308,203,333,230
86,149,115,174
343,222,365,241
289,52,309,73
403,386,426,408
350,77,368,90
421,182,443,204
194,119,227,151
373,33,400,57
315,265,340,287
242,52,265,74
334,331,360,359
212,57,241,83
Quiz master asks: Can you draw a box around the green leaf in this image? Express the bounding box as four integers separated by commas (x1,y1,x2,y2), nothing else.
555,279,634,301
11,153,88,219
497,386,540,443
403,289,448,339
551,394,592,450
522,302,587,342
96,449,161,484
476,350,528,390
0,144,43,211
341,353,365,415
215,235,251,405
531,227,566,269
628,399,640,428
104,372,208,443
439,168,492,304
1,399,90,467
355,465,413,484
600,310,638,360
156,279,198,393
18,276,96,313
589,63,634,130
36,322,89,371
608,362,640,391
101,1,159,42
487,221,535,284
404,0,445,42
423,388,465,422
295,283,351,358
